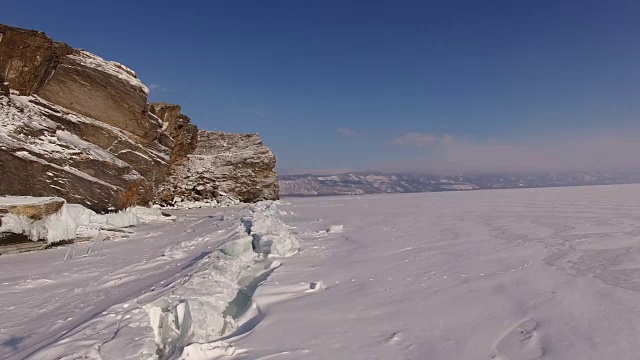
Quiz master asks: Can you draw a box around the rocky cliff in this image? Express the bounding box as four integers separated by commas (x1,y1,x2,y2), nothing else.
155,131,279,207
0,23,278,211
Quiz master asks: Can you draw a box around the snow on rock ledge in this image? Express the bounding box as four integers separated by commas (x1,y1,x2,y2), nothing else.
1,196,80,244
1,23,281,216
0,94,169,212
0,196,65,220
0,196,157,245
37,49,157,141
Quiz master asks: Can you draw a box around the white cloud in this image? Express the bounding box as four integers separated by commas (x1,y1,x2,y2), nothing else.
336,128,356,136
382,130,640,174
392,132,455,147
148,83,169,93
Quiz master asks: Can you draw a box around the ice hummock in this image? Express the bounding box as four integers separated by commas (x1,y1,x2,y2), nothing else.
1,200,301,359
247,201,300,257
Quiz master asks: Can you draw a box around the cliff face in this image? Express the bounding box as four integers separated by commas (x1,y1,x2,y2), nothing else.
38,50,159,141
0,24,59,95
156,131,279,206
0,23,278,211
191,132,278,202
0,93,169,211
148,102,198,163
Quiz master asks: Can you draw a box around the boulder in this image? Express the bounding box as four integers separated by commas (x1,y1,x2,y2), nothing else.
37,50,159,141
0,196,67,251
156,131,279,205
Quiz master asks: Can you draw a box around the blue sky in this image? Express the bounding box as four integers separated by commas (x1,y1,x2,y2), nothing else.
4,1,640,174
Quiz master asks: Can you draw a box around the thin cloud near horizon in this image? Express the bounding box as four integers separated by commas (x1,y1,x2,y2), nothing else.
281,130,640,176
384,131,640,174
392,132,455,147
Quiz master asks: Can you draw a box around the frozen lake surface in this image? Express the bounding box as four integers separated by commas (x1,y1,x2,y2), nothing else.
234,184,640,360
3,185,640,359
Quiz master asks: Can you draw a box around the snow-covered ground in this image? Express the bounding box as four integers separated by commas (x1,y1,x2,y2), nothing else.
3,185,640,359
229,184,640,360
0,202,297,360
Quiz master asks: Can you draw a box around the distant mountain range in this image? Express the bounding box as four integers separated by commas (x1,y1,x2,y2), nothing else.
278,172,640,197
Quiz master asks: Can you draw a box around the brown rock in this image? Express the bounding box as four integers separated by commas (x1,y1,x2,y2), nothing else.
172,121,198,163
156,131,279,204
0,151,147,212
28,97,171,189
37,50,159,141
1,23,280,211
0,74,8,96
158,131,176,149
149,102,182,137
0,196,65,220
148,103,199,163
0,24,54,95
0,96,154,212
0,23,153,144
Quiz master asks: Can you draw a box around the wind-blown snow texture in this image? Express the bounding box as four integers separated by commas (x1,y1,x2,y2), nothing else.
0,201,297,360
228,185,640,360
4,186,640,359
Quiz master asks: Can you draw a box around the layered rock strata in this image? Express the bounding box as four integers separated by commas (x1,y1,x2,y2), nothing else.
156,131,279,206
0,95,168,211
148,102,198,163
0,23,279,211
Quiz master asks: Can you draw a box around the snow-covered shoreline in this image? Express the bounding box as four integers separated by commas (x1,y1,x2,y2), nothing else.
6,184,640,359
0,201,299,360
0,195,246,248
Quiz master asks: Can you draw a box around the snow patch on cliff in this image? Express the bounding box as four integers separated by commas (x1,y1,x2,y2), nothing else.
1,95,148,189
69,51,150,95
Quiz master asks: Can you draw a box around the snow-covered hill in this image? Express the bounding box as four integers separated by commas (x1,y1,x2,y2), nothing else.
279,171,640,196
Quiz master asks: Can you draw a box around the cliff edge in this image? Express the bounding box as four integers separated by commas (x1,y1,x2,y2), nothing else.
0,23,278,211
